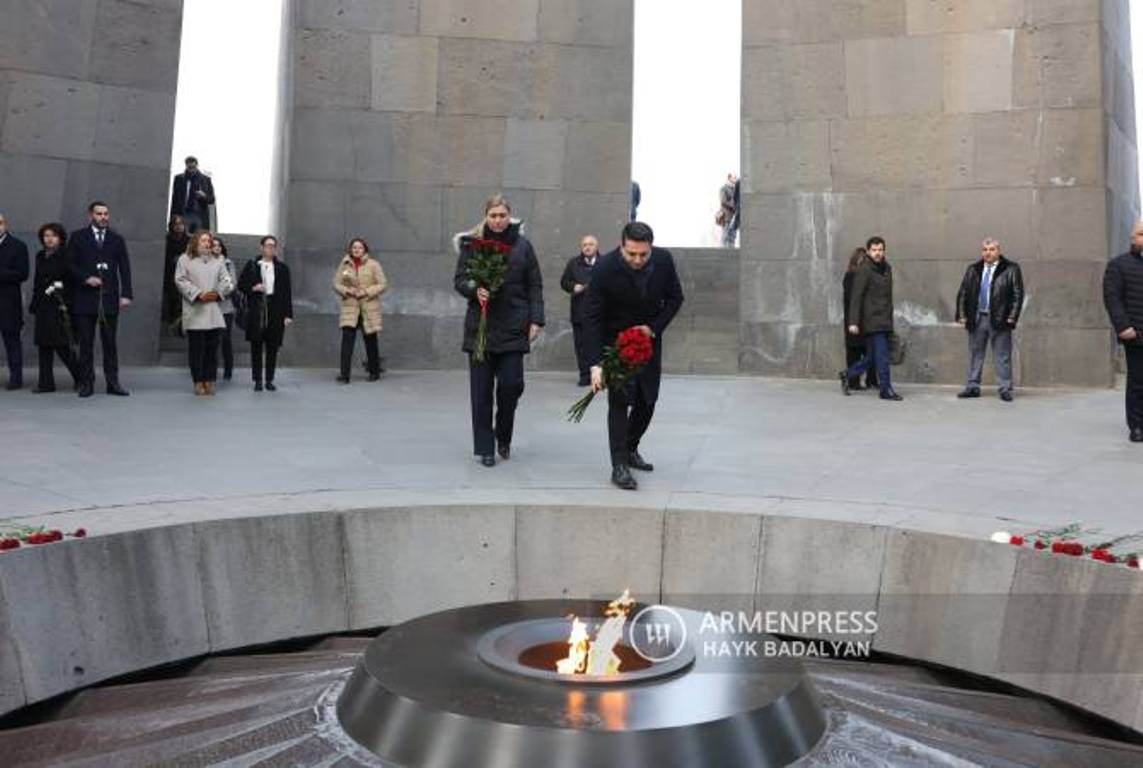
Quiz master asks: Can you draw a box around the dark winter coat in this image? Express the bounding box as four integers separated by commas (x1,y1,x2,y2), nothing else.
582,247,685,404
170,171,216,226
841,271,865,350
847,258,894,335
237,258,293,347
67,227,133,317
29,249,75,347
0,233,29,332
955,256,1025,332
560,252,596,325
453,223,545,355
1104,250,1143,338
162,232,189,324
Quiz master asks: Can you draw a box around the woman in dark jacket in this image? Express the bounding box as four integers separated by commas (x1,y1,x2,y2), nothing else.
841,247,877,392
28,223,79,392
237,235,293,392
162,215,189,335
840,236,901,400
453,194,545,467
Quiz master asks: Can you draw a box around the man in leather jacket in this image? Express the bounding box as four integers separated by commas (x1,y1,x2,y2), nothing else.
955,238,1024,402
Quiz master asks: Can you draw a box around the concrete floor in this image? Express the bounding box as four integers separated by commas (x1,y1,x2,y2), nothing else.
0,369,1138,537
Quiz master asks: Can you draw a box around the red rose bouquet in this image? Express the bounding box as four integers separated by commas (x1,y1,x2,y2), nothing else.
567,327,655,422
463,237,512,362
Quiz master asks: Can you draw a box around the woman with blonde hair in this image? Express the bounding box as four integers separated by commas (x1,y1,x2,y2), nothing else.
174,229,232,395
452,194,545,467
333,237,388,383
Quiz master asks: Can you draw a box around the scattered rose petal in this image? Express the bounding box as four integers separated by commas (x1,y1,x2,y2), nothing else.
1009,536,1024,546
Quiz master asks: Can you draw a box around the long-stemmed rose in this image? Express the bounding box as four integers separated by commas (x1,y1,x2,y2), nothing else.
46,281,77,349
462,237,511,362
96,261,109,327
567,327,655,422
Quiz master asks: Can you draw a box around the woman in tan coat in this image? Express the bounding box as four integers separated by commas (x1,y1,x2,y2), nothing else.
175,230,233,395
334,237,388,383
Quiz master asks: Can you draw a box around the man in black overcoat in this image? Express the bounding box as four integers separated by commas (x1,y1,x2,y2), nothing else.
0,213,30,389
69,201,133,397
170,156,216,233
560,234,599,386
583,221,684,490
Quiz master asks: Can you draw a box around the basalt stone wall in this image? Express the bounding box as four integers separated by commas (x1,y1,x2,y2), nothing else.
740,0,1139,387
0,0,184,367
283,0,634,370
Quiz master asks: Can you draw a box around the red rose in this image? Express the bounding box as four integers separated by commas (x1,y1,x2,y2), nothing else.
26,533,43,545
1009,536,1024,546
49,530,63,542
1050,542,1063,553
1034,540,1047,550
73,528,87,538
1127,557,1140,569
0,539,19,551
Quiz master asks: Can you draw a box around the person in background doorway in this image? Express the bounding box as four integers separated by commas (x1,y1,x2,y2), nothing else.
718,173,739,247
162,215,189,337
169,156,216,233
560,234,599,386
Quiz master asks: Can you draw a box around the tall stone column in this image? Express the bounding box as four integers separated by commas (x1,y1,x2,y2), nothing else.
740,0,1139,387
0,0,184,365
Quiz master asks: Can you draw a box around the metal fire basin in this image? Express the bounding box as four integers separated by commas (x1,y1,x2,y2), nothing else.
337,600,826,768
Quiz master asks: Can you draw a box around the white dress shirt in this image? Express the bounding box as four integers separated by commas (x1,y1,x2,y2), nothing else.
259,259,276,296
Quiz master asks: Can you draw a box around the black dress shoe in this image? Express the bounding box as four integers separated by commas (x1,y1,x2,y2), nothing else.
999,391,1014,402
880,390,903,401
78,383,94,398
223,371,233,381
611,464,638,491
336,374,350,384
481,454,496,467
957,389,980,399
265,382,277,392
367,372,380,382
627,450,654,471
33,384,56,394
253,381,264,392
838,372,851,396
497,443,510,460
577,376,590,387
1130,428,1143,443
6,381,22,391
106,384,129,396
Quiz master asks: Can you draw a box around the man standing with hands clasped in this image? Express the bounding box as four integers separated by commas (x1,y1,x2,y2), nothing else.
1103,221,1143,443
955,238,1024,402
584,222,684,491
69,201,132,398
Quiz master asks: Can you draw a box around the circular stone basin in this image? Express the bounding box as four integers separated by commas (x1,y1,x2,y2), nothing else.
337,600,827,768
476,616,693,684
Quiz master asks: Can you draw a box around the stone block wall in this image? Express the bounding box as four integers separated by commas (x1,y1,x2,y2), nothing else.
0,0,184,366
283,0,635,369
740,0,1138,386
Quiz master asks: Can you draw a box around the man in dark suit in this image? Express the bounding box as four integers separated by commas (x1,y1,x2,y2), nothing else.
583,221,684,490
560,234,599,386
0,213,30,389
69,201,133,397
1104,220,1143,442
169,155,216,233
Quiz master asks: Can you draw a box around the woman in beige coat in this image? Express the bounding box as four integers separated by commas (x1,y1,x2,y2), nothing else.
175,230,233,395
334,237,388,383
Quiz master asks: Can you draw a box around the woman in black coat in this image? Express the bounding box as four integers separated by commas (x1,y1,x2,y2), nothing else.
841,247,877,391
28,223,79,392
453,194,545,467
162,215,189,335
840,236,900,400
237,235,293,392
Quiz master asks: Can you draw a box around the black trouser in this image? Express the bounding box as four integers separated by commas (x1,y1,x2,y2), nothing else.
187,329,220,383
608,378,656,467
844,339,877,389
37,345,78,389
75,313,119,387
1,329,21,385
572,322,590,381
221,314,234,377
1124,343,1143,431
340,320,379,379
251,340,279,384
469,351,524,456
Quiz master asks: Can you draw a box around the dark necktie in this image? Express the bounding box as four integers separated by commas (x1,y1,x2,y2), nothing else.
96,230,105,249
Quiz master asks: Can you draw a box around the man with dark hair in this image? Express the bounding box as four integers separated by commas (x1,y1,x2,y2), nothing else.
583,221,684,490
955,238,1024,402
69,201,133,397
0,213,30,389
170,156,216,233
840,235,901,401
1103,221,1143,442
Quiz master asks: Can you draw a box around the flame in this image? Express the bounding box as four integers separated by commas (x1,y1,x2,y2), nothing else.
556,589,635,676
